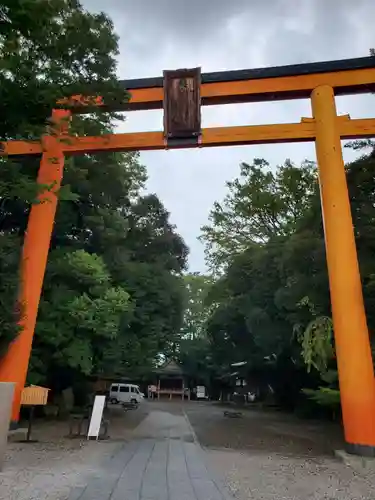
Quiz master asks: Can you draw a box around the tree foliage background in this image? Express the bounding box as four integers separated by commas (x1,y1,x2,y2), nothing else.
0,0,188,396
194,147,375,415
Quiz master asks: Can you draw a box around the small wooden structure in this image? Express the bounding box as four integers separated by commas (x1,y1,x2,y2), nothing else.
21,385,49,406
154,360,190,400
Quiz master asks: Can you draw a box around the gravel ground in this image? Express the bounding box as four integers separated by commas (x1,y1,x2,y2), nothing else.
0,404,148,500
2,401,375,500
206,448,375,500
185,402,375,500
185,403,344,456
1,438,120,500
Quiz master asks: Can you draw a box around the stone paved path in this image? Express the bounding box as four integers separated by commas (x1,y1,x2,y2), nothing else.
68,408,232,500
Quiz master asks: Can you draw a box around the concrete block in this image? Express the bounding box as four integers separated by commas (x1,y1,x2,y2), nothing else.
0,382,14,471
334,448,375,470
7,427,28,442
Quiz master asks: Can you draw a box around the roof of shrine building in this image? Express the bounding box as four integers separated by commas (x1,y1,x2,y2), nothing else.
156,359,184,376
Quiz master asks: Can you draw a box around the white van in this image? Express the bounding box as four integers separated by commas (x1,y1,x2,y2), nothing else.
109,383,144,405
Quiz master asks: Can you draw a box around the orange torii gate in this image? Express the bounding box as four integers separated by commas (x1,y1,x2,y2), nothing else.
1,56,375,456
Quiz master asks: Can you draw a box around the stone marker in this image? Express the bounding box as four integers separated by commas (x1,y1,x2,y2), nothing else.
0,382,14,471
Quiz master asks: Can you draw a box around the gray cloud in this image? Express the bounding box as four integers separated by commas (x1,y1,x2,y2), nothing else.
81,0,375,271
85,0,269,43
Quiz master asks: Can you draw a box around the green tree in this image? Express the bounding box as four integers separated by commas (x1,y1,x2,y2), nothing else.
104,194,189,378
0,0,125,140
180,273,213,340
29,249,132,388
0,0,127,350
176,273,217,390
0,235,22,356
201,147,375,414
178,336,216,388
199,157,328,409
200,158,317,273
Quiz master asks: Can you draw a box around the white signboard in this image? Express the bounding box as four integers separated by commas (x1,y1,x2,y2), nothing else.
196,386,206,399
87,395,106,440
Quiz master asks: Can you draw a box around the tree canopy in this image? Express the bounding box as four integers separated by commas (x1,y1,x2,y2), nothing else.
200,158,317,274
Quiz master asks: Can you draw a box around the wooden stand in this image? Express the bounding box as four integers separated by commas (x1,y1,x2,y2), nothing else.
18,405,37,443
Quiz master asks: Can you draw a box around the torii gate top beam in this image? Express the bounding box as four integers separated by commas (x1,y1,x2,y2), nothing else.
59,56,375,112
2,56,375,156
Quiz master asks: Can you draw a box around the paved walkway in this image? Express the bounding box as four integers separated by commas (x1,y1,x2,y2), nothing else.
68,409,232,500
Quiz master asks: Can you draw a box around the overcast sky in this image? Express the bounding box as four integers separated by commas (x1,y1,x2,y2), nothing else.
82,0,375,272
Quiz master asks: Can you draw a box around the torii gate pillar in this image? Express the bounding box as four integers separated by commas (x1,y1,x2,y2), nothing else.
312,85,375,456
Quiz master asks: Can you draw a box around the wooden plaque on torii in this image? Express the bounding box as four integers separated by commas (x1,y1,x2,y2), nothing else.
163,67,201,144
